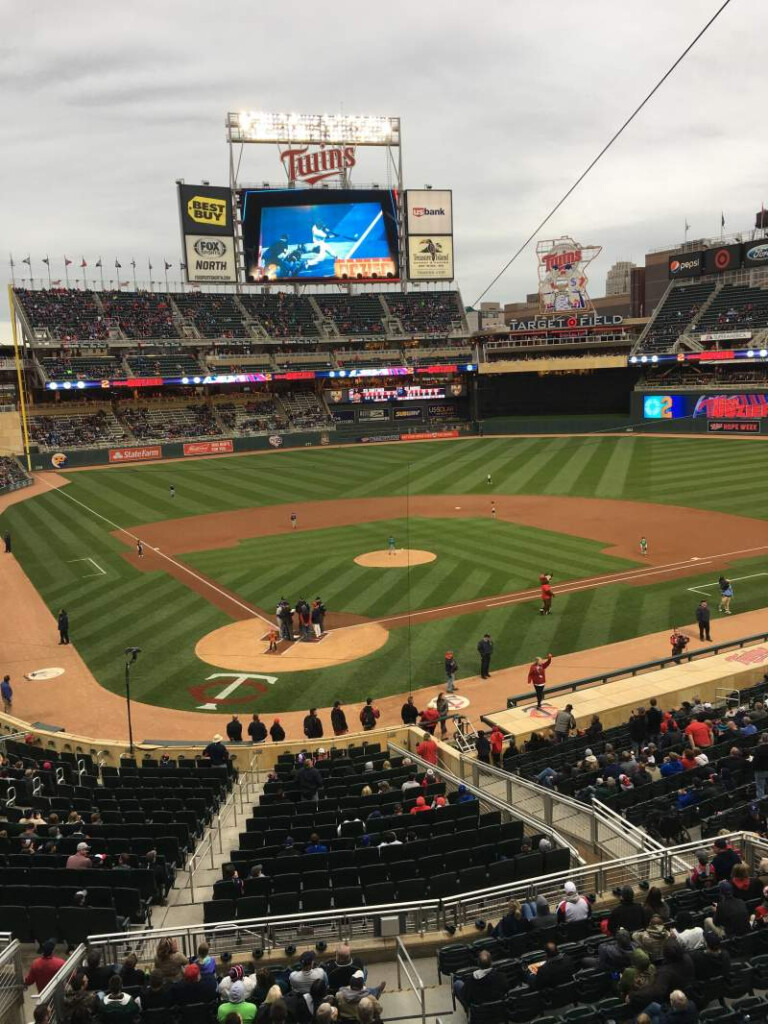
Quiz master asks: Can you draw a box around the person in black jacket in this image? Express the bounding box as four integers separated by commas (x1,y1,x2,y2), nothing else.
696,601,711,642
646,698,663,745
58,609,70,645
710,880,749,936
303,708,323,740
226,716,243,743
475,731,491,764
630,939,694,1011
608,886,646,934
453,952,507,1009
753,733,768,799
296,760,323,801
527,943,572,991
711,838,742,881
401,696,419,726
202,734,229,766
692,928,731,982
270,718,286,742
248,714,267,743
331,701,348,736
477,634,494,679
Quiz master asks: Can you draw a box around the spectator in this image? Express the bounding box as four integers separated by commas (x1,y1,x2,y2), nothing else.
139,972,172,1012
416,731,438,765
203,734,229,766
306,832,329,854
692,928,731,982
248,715,268,743
218,982,258,1023
556,881,591,922
452,951,506,1009
731,860,762,899
25,940,65,992
270,718,286,743
687,849,716,890
709,880,749,936
153,937,186,984
296,759,323,801
594,928,635,973
644,989,699,1024
66,841,92,869
671,911,704,951
219,965,260,1002
684,714,713,748
303,709,323,740
324,945,364,992
85,949,116,992
119,953,145,988
643,886,670,923
475,730,491,764
554,704,576,742
289,952,328,995
360,698,380,731
337,971,385,1020
608,886,645,934
227,716,243,742
489,899,527,939
527,942,572,990
171,963,218,1005
618,948,656,1001
401,696,419,726
633,915,669,961
711,837,741,881
98,976,140,1023
631,939,694,1010
660,753,684,777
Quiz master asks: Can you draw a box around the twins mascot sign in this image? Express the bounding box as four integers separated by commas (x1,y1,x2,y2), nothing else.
537,236,602,313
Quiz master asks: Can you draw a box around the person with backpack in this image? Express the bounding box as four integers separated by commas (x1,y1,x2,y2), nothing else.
360,698,380,731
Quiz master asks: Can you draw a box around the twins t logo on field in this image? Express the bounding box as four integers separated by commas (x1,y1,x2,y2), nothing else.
191,672,278,710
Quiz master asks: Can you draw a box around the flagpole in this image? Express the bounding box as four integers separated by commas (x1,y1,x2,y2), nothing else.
148,259,153,292
64,258,70,288
164,264,169,292
131,261,137,291
9,255,15,287
98,259,104,291
44,256,51,289
684,220,690,244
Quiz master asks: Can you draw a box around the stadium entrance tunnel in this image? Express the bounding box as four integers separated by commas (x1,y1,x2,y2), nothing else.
195,620,390,673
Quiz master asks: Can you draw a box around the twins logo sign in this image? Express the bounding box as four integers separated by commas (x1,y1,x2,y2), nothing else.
190,672,278,710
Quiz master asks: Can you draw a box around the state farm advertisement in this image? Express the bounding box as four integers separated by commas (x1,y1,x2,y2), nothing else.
183,440,234,457
109,446,162,463
400,430,459,441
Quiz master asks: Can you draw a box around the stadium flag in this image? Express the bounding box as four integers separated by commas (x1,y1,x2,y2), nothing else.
721,212,726,228
114,259,121,268
80,258,87,268
42,254,52,288
21,256,30,265
180,262,186,270
42,256,49,265
130,259,136,268
119,280,129,287
63,257,71,288
164,260,172,270
96,257,104,290
51,280,61,286
130,259,138,290
64,257,72,266
95,258,102,268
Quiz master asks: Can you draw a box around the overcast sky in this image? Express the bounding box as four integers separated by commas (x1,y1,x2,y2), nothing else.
1,0,766,338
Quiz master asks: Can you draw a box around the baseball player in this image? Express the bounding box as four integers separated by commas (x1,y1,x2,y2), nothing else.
486,473,492,486
169,484,175,499
290,512,297,530
136,540,144,558
491,502,496,520
387,535,396,556
640,536,648,556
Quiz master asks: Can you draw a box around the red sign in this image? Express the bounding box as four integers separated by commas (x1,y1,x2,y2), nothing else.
707,420,762,434
400,430,459,442
112,377,165,388
280,145,356,185
183,439,234,457
108,446,162,463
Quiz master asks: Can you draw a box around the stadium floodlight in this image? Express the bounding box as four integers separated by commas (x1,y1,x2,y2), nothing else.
227,111,400,146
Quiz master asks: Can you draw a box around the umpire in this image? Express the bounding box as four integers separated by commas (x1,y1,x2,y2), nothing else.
477,634,494,679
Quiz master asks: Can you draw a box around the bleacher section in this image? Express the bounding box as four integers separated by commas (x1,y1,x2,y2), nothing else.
99,292,180,340
28,409,128,449
385,291,466,334
174,294,251,339
693,283,768,335
280,389,331,428
207,744,569,926
240,294,320,337
638,281,716,352
15,288,109,342
125,352,203,377
315,295,386,335
0,738,231,948
116,404,221,440
40,355,127,381
214,398,287,435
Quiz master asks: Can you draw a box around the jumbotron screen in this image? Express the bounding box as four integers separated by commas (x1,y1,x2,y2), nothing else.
240,188,400,283
346,385,446,403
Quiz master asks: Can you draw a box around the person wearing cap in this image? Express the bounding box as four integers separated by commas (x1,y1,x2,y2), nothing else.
554,704,576,743
25,940,66,992
337,969,385,1018
708,879,749,936
556,881,591,923
172,962,218,1005
289,952,328,995
203,734,229,766
712,837,742,881
409,795,431,815
218,965,259,1001
218,980,258,1023
608,886,645,935
270,718,286,743
692,929,732,983
66,841,92,870
738,801,767,836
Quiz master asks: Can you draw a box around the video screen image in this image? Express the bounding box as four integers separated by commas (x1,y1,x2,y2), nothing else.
241,189,399,283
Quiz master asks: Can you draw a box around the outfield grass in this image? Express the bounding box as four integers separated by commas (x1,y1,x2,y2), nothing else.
2,435,767,714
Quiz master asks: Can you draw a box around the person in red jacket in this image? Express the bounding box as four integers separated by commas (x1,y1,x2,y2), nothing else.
489,725,504,767
25,940,66,992
528,654,552,708
420,706,440,735
540,580,553,616
416,731,438,765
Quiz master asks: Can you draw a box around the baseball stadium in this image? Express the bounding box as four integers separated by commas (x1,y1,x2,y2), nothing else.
4,8,768,1023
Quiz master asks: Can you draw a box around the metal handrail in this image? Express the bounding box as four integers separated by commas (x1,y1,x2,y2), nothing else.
484,629,768,717
388,741,583,865
395,937,426,1024
82,832,768,964
0,938,24,1024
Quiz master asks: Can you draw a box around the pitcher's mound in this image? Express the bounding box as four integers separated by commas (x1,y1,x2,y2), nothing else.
354,549,437,568
196,621,390,673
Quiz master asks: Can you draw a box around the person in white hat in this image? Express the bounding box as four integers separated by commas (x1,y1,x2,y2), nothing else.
202,734,229,766
65,841,92,870
556,881,591,923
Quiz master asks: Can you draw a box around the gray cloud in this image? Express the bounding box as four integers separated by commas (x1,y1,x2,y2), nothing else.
1,0,766,335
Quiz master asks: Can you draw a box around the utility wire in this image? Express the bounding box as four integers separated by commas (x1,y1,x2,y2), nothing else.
472,0,735,307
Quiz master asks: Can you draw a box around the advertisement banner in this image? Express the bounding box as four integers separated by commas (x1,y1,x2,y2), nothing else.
537,236,601,312
400,430,459,441
393,407,423,421
742,241,768,268
642,395,686,420
109,446,162,463
405,190,453,234
407,235,454,281
358,408,389,421
693,394,768,419
358,434,400,444
349,385,446,403
704,244,742,274
178,184,234,236
707,420,762,434
668,252,704,278
184,235,238,283
183,439,234,457
428,403,457,418
698,331,752,343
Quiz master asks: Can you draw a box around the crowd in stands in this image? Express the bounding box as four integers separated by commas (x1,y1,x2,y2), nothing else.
100,293,179,341
115,405,221,441
639,283,716,353
241,294,320,339
174,294,252,340
638,364,768,389
315,296,386,336
0,455,30,490
385,292,465,334
279,391,330,430
40,355,127,382
15,289,111,343
29,410,127,449
125,352,203,377
692,284,768,334
217,400,287,435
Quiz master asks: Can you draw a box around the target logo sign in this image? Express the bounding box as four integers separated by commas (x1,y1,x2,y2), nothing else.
714,248,733,271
